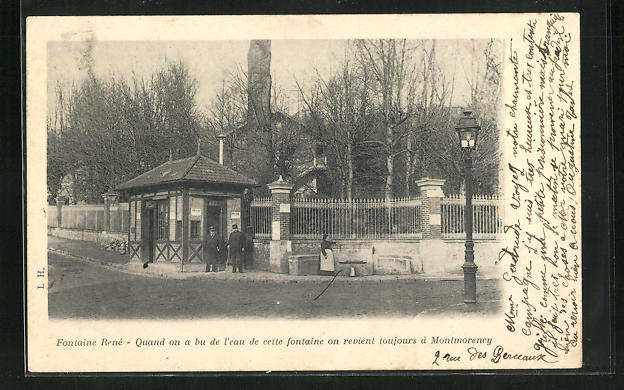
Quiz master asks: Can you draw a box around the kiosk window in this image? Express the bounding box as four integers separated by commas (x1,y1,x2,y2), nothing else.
190,220,201,240
157,201,169,241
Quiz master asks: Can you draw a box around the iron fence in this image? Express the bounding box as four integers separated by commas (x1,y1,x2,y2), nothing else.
290,197,423,240
248,197,272,239
441,194,502,239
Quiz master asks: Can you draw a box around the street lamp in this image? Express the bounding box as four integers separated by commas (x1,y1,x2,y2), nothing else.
455,110,480,304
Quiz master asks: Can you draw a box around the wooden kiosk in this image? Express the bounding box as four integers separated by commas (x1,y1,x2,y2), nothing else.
117,153,256,270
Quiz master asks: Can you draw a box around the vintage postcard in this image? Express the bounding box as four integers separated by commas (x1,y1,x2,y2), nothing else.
26,13,581,372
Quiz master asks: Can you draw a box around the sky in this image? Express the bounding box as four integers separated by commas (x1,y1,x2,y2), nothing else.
47,39,501,117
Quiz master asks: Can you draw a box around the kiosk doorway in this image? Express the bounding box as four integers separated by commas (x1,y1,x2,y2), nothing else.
205,203,225,238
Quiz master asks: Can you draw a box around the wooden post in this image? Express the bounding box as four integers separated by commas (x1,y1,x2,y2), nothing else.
181,191,190,272
55,196,67,228
128,198,132,246
101,191,119,232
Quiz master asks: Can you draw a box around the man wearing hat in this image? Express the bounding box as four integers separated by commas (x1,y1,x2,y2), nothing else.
204,226,223,272
228,224,245,273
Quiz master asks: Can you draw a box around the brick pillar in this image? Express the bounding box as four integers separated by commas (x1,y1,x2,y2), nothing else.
415,178,446,274
55,196,67,227
101,191,119,232
416,178,445,239
267,176,293,273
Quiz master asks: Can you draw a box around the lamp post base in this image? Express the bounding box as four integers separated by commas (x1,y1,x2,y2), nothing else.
462,262,478,304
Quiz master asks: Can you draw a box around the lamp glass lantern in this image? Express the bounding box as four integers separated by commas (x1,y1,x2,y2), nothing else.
455,111,480,150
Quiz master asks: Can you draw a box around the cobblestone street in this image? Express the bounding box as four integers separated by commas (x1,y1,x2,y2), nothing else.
48,237,502,319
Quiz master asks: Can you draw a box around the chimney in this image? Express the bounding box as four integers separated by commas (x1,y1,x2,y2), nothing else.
217,133,226,165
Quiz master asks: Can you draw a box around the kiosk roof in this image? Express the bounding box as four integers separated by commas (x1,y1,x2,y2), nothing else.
117,154,257,191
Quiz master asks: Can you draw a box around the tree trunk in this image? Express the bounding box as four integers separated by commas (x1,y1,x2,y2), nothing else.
247,40,274,176
228,140,234,167
405,135,412,196
247,40,272,132
410,153,419,194
346,141,353,201
71,172,78,204
385,123,393,202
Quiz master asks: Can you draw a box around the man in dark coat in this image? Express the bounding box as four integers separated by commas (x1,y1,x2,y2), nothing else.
228,224,245,273
204,226,223,272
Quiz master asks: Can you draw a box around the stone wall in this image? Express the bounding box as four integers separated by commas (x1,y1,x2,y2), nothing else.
434,239,502,277
251,239,271,271
286,239,503,277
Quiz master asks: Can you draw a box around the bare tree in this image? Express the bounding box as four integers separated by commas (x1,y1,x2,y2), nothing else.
462,39,503,193
402,40,453,195
50,59,204,203
47,83,71,200
407,39,502,195
208,69,248,167
296,52,377,200
208,59,305,189
355,39,420,201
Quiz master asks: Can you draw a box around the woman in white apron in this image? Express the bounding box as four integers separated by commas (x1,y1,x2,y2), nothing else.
319,234,336,276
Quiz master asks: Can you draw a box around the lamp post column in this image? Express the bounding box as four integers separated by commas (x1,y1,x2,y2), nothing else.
462,151,477,303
